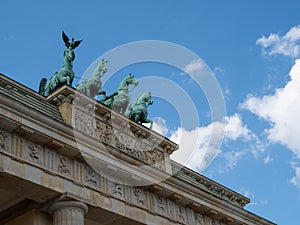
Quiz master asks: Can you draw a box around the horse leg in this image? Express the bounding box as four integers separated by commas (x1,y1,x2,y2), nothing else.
59,72,70,86
66,76,71,86
86,86,90,96
134,114,140,123
149,120,153,129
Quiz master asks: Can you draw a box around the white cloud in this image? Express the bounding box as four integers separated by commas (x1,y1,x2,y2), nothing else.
169,114,256,171
256,25,300,58
224,113,254,141
291,162,300,188
183,59,206,77
170,125,216,171
146,117,168,136
242,59,300,158
263,155,273,164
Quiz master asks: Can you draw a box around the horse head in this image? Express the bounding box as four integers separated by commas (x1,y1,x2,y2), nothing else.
118,73,138,91
98,59,108,75
143,91,153,105
64,48,75,62
136,91,153,106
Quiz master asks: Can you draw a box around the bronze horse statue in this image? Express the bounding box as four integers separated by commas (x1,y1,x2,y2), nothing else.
76,59,108,98
124,91,153,129
101,74,138,114
39,31,82,96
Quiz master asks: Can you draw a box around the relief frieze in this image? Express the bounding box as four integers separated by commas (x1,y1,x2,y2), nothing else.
74,110,165,169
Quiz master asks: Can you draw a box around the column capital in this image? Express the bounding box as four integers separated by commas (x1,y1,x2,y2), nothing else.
49,200,88,215
49,200,88,225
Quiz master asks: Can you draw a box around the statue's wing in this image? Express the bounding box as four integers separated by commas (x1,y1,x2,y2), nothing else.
73,40,82,49
62,31,70,47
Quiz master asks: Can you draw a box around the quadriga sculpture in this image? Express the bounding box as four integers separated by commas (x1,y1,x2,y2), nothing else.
76,59,108,98
39,31,82,96
124,91,153,129
101,74,138,114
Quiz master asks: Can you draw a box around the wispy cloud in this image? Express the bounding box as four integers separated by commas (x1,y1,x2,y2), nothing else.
223,150,247,169
256,25,300,58
263,155,273,164
183,59,206,77
291,162,300,189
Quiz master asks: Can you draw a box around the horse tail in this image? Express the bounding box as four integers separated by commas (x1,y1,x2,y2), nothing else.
38,77,47,95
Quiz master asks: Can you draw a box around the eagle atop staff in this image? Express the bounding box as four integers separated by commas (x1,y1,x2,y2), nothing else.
62,31,82,50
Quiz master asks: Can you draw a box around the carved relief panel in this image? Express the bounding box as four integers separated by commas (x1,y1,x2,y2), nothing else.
57,156,72,176
131,187,147,207
175,205,187,223
109,181,124,199
195,212,205,225
0,130,8,151
25,142,44,165
84,165,101,188
153,195,168,216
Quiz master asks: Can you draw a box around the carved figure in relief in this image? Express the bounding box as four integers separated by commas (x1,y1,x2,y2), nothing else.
101,74,138,113
158,196,165,212
111,183,122,197
195,213,204,225
85,166,98,185
134,188,145,205
0,131,7,149
39,31,82,97
58,157,71,175
96,121,112,144
28,145,40,162
177,206,185,221
76,59,108,98
124,91,153,129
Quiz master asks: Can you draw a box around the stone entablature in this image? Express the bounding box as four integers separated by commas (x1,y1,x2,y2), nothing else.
172,162,249,208
0,74,276,225
0,129,275,225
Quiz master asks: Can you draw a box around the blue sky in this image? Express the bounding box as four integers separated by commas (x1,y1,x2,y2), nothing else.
1,0,300,224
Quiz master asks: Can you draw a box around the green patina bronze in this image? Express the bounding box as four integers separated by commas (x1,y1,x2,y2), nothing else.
76,59,108,98
124,91,153,129
101,74,138,114
38,32,154,129
39,31,82,96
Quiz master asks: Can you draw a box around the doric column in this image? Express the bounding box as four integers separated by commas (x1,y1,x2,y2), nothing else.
49,201,88,225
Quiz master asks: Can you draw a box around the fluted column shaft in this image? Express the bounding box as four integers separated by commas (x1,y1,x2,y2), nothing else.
49,201,88,225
